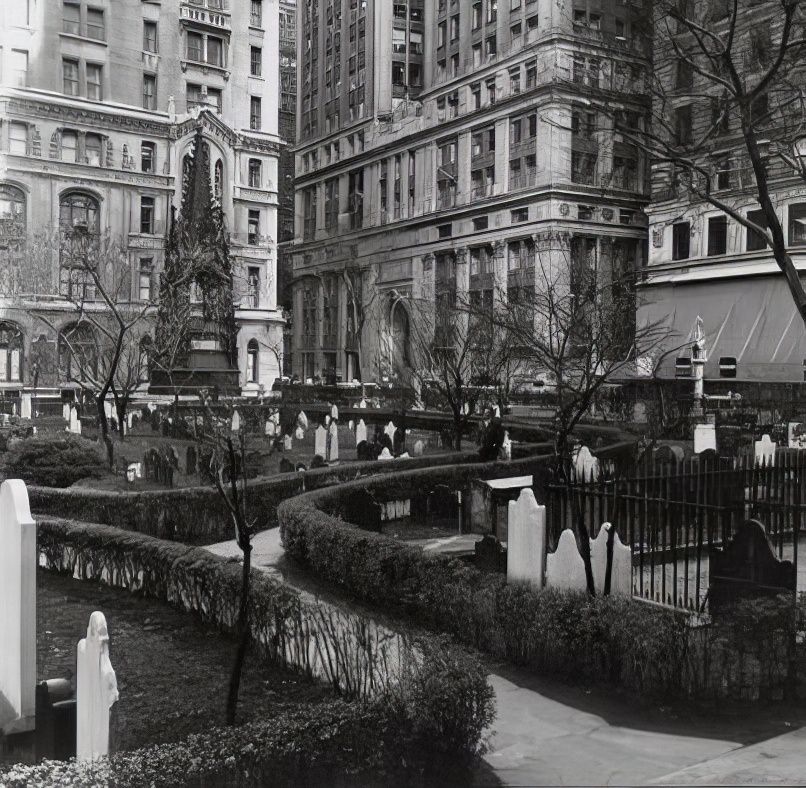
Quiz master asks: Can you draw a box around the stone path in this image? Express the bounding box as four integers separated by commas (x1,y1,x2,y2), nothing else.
206,528,803,786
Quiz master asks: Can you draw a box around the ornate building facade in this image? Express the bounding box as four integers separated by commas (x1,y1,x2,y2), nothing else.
0,0,284,408
290,0,651,384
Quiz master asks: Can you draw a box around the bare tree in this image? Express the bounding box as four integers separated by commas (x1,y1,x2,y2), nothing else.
604,0,806,323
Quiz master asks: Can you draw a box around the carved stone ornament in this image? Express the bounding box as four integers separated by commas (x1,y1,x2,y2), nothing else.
559,203,570,216
652,227,664,248
602,208,613,220
421,253,434,271
455,247,468,264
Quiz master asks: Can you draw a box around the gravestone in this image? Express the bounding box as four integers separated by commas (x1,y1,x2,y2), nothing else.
694,423,716,453
331,404,339,421
76,612,119,761
709,519,795,614
475,535,507,574
573,445,599,481
284,434,293,451
348,419,354,432
384,421,396,442
501,431,512,460
327,422,339,462
325,415,331,426
546,530,588,592
265,420,276,438
69,407,82,435
413,440,424,457
355,419,367,445
314,425,327,458
230,409,241,433
359,399,368,409
125,464,137,484
20,394,32,420
0,480,36,734
754,433,776,466
297,411,309,430
788,422,806,449
506,489,546,588
295,426,305,441
590,523,631,597
63,402,71,422
378,447,393,461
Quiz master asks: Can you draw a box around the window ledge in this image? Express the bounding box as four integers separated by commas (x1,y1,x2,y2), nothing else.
59,32,108,47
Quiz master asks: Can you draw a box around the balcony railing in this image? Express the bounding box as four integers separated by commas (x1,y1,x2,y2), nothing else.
180,2,231,31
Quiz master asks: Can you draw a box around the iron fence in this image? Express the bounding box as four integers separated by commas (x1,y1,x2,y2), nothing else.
546,452,804,611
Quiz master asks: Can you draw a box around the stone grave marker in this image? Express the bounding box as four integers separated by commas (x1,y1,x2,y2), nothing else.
506,489,546,588
573,445,599,481
314,425,327,458
694,424,716,454
348,419,354,432
412,440,424,457
284,434,293,451
295,425,305,441
327,422,339,461
384,421,396,441
359,398,368,409
356,419,367,444
755,433,776,466
297,411,309,430
63,402,71,422
378,447,393,461
590,523,631,597
69,406,82,435
230,409,241,433
546,530,588,592
265,419,276,438
501,431,512,460
76,611,119,761
331,404,339,421
0,480,36,734
20,394,32,420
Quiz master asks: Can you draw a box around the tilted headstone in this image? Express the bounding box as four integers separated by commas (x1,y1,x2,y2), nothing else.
76,612,119,761
694,423,716,454
297,411,309,430
412,440,424,457
331,404,339,421
314,425,327,458
0,481,36,734
573,445,599,481
356,419,367,445
590,523,631,597
295,426,305,441
327,422,339,461
384,421,396,441
506,489,546,588
546,530,588,592
755,433,776,466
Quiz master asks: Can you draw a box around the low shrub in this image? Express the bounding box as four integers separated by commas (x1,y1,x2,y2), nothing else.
1,434,108,488
36,518,494,779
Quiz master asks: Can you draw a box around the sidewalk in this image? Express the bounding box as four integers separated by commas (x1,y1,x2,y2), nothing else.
206,528,802,787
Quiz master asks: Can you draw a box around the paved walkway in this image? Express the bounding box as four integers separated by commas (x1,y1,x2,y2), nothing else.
206,528,804,786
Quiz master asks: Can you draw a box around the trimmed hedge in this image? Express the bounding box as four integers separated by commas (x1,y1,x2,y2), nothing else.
34,518,494,781
1,434,108,488
279,474,802,702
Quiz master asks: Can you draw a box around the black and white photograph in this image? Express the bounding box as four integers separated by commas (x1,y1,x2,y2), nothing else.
0,0,805,784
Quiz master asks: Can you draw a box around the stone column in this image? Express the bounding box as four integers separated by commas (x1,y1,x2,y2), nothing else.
493,239,507,307
495,117,510,194
457,131,471,206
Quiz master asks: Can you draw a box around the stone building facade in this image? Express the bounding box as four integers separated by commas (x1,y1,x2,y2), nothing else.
290,0,651,384
0,0,284,408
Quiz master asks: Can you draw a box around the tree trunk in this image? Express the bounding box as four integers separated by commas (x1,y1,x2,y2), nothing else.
226,540,252,725
96,395,114,468
115,399,128,441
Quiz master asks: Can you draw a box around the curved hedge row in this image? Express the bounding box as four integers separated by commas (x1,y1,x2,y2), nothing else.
29,518,495,785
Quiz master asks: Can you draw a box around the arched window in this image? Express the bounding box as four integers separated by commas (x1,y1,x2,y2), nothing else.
138,335,152,382
59,323,98,383
0,322,23,383
0,185,26,237
59,192,100,299
247,339,259,384
59,191,99,234
214,158,223,204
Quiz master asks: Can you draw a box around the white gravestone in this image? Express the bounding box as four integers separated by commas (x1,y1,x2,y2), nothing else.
412,440,424,457
284,434,293,451
546,530,588,593
327,422,339,462
501,431,512,460
331,404,339,421
348,419,355,432
356,419,368,445
297,411,309,430
70,406,82,435
295,426,305,441
590,523,632,597
506,489,547,588
788,423,806,449
693,424,716,454
0,480,36,734
76,611,119,761
230,409,241,433
359,398,368,409
384,421,396,441
20,394,32,420
755,433,776,467
265,420,276,437
314,425,327,458
63,402,71,422
378,447,393,461
573,445,599,481
325,415,331,426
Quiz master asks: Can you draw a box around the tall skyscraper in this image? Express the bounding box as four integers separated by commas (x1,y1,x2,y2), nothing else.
291,0,650,384
0,0,284,406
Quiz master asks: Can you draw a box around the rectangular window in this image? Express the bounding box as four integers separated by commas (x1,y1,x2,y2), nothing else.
140,196,155,234
9,122,28,155
143,74,157,109
675,104,693,145
248,209,260,244
248,267,260,307
707,216,728,256
672,221,690,260
207,36,223,67
143,21,158,53
250,96,261,130
85,133,102,166
63,58,79,96
10,49,28,87
207,87,222,113
747,208,768,251
86,7,105,40
186,83,203,110
139,259,152,301
248,158,262,187
61,130,78,163
511,207,528,223
141,142,155,173
789,203,806,246
86,63,102,101
250,0,262,27
187,32,204,62
62,1,80,35
250,46,262,76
